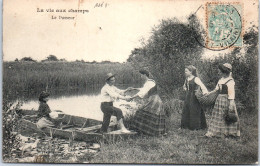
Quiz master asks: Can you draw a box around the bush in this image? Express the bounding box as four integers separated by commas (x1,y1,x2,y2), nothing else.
128,17,204,97
20,57,36,62
2,99,23,160
128,15,258,112
198,29,258,112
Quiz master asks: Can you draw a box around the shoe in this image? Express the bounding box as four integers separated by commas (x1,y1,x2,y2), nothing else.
205,132,213,138
120,129,132,133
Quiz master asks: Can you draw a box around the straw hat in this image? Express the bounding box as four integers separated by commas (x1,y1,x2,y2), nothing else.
106,73,115,81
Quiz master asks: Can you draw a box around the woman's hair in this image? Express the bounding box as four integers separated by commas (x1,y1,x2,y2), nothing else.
139,69,150,78
218,64,231,75
186,65,197,76
39,98,46,102
39,91,49,102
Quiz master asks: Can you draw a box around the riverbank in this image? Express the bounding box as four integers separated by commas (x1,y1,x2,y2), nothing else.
91,99,257,164
4,98,257,164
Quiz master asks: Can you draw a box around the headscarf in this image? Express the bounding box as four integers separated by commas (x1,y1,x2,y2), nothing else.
139,69,150,78
186,65,197,77
219,63,232,76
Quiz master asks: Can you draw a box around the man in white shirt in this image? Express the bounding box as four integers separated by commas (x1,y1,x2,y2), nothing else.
100,73,132,133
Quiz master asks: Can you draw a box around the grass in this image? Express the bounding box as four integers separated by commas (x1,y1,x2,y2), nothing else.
89,99,258,164
3,61,142,100
6,102,257,164
3,92,257,164
3,61,258,164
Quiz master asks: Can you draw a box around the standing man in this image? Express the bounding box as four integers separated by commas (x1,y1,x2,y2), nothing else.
100,73,132,133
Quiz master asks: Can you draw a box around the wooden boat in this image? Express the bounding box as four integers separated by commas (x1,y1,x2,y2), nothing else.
16,109,136,142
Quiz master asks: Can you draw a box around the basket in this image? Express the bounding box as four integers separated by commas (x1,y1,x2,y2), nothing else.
224,113,238,125
223,109,238,125
195,88,219,106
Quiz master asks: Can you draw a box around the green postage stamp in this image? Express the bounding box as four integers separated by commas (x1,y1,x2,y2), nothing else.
206,3,243,50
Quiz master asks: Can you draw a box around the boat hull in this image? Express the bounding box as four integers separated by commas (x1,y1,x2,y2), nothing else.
18,110,136,142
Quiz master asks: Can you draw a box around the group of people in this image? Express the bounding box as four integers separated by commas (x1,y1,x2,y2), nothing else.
181,63,240,138
36,62,240,138
99,63,240,138
100,70,165,135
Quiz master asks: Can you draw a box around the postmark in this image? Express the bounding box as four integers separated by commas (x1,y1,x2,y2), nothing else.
206,2,243,50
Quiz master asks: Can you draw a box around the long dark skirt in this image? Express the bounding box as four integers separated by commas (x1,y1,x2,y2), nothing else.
181,90,207,130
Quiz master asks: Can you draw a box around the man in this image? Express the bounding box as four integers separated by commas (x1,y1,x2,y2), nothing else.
100,73,132,133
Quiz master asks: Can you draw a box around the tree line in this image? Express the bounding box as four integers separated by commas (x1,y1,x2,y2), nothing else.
13,55,122,64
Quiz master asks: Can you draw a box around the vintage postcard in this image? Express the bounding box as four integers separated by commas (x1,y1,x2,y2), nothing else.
2,0,258,164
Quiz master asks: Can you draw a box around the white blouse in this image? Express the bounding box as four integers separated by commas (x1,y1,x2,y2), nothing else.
100,83,124,102
215,76,235,100
184,76,208,94
136,79,156,98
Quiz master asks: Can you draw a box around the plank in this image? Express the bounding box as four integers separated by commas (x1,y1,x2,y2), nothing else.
72,122,117,132
105,130,137,135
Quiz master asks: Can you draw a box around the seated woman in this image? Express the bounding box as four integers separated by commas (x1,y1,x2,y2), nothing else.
131,69,166,136
36,91,61,129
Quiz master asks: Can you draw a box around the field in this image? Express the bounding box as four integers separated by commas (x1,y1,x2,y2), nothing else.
2,61,258,164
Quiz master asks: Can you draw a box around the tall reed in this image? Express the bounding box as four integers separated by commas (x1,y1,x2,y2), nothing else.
3,61,142,100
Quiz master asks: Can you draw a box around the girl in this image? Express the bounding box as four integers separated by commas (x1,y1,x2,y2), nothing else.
181,65,208,130
131,69,166,136
36,91,61,129
205,63,240,138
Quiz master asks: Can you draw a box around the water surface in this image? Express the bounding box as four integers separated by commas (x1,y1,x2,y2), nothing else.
20,86,139,121
21,95,104,121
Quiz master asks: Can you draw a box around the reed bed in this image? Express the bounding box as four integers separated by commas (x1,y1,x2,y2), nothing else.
3,61,142,100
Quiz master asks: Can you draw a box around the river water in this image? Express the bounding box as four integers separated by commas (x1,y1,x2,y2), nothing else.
20,84,139,121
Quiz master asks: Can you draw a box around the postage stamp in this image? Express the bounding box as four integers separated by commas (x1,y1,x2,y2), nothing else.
206,2,243,50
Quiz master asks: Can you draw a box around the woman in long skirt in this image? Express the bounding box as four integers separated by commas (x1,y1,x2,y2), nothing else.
131,69,166,136
181,65,208,130
205,63,240,138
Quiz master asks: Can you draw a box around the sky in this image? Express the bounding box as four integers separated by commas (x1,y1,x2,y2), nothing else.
3,0,258,62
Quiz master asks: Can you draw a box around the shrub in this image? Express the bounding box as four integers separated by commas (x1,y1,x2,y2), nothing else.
128,15,258,112
128,16,204,97
20,57,36,62
2,99,23,160
198,29,258,112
